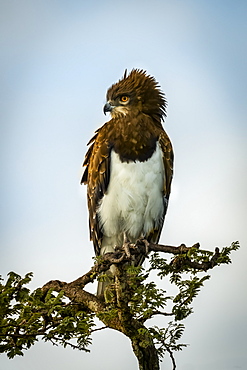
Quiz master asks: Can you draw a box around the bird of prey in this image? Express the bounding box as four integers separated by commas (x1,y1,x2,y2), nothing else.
81,69,173,296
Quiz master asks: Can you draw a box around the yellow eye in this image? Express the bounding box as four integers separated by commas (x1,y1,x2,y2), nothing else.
120,95,129,103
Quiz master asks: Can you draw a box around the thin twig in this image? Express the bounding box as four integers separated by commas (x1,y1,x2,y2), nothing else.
91,326,109,333
165,345,177,370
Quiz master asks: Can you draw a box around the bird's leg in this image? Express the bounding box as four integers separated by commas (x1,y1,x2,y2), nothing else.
122,232,132,259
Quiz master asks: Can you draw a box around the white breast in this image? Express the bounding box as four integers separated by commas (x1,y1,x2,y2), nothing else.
97,143,165,248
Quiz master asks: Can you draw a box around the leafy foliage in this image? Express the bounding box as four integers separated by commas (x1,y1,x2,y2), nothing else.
150,322,187,358
125,266,172,320
0,272,94,358
0,241,240,370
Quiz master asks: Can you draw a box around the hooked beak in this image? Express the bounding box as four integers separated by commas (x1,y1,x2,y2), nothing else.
103,102,113,115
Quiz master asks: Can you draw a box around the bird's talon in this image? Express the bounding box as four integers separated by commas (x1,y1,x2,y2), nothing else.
123,242,131,259
136,238,150,255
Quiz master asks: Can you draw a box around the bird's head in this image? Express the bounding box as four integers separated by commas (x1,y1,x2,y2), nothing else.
103,69,167,121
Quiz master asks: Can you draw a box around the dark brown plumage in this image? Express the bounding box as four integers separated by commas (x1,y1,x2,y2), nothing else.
81,69,173,264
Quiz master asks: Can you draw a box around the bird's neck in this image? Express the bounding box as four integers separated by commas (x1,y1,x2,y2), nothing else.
107,112,161,163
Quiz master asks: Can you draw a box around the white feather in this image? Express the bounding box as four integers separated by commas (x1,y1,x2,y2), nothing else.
97,143,165,253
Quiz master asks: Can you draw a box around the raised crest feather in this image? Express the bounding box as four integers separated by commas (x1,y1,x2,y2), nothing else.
123,69,128,79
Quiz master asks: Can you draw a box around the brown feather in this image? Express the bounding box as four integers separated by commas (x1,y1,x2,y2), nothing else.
81,69,173,257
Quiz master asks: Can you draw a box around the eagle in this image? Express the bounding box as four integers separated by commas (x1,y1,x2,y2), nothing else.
81,69,173,296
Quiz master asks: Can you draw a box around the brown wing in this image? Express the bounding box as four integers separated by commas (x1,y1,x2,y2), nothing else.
159,130,174,202
147,129,174,244
81,124,112,255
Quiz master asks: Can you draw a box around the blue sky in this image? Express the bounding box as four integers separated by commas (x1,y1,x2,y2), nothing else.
1,1,247,369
